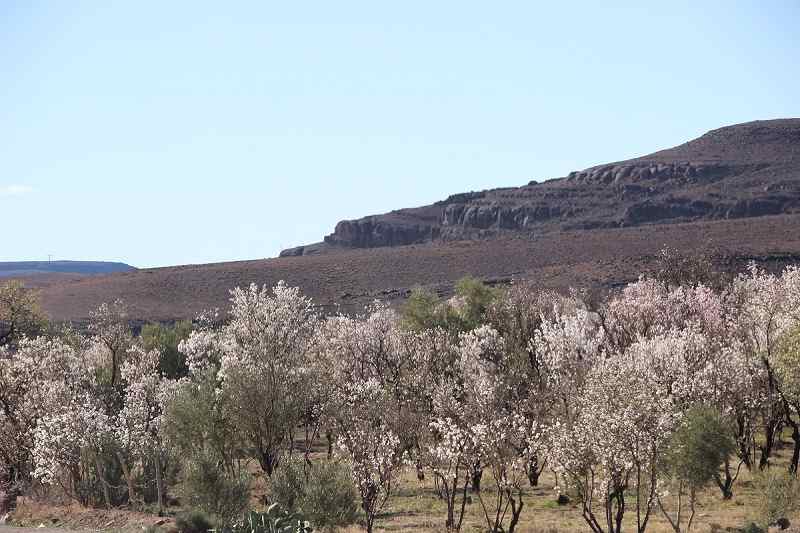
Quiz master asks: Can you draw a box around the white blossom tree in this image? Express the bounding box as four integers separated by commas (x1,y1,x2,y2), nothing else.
549,351,678,533
725,265,800,469
0,338,53,512
459,326,536,533
116,345,176,513
329,378,402,533
215,282,319,476
313,303,426,533
27,337,117,507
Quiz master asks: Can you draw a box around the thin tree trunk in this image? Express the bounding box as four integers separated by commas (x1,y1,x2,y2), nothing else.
116,452,136,508
470,461,483,493
759,419,777,470
154,452,164,516
95,457,112,510
687,488,697,533
527,455,545,487
715,456,745,500
326,431,334,460
456,475,470,531
508,491,524,533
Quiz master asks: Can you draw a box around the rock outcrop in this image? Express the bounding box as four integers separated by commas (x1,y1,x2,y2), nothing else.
323,218,439,248
282,119,800,255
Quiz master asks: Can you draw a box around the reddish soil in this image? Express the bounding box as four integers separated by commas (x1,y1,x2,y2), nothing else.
32,213,800,323
2,500,175,532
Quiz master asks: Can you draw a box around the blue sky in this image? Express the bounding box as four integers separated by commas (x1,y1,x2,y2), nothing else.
2,1,798,267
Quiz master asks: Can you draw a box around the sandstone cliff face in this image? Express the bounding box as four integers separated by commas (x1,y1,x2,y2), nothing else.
323,218,439,248
564,161,734,184
281,119,800,256
442,203,561,230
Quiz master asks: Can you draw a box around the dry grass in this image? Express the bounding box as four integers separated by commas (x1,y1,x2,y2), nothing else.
331,459,759,533
9,432,800,533
249,431,796,533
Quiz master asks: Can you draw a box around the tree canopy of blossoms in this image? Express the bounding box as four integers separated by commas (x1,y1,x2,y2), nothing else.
4,261,800,533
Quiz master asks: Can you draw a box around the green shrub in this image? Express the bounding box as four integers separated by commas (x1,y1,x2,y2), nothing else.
182,454,251,527
141,320,193,379
269,458,305,511
269,458,358,530
401,276,497,334
753,469,800,528
741,523,764,533
663,406,736,489
176,510,215,533
300,461,359,529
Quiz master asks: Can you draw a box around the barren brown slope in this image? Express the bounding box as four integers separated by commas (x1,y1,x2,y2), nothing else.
38,213,800,323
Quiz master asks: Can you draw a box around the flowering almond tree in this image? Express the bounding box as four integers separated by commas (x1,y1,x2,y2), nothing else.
776,325,800,473
314,303,430,533
88,299,133,390
726,265,800,469
419,326,530,532
216,282,319,476
0,337,55,512
22,303,177,510
486,285,584,488
329,378,402,533
601,279,725,354
459,326,538,532
549,352,678,533
28,337,116,507
117,345,176,513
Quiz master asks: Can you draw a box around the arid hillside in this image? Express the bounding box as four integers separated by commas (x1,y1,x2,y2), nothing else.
34,214,800,322
24,118,800,323
281,118,800,256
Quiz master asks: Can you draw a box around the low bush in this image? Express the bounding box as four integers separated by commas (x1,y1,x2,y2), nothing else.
741,523,764,533
269,458,305,511
182,454,251,527
176,510,215,533
300,460,359,529
753,469,799,528
269,458,358,530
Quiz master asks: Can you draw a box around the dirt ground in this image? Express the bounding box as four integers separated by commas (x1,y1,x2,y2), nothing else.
27,213,800,323
1,501,176,533
0,526,78,533
5,437,800,533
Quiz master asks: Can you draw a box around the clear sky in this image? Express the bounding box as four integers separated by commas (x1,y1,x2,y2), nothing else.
2,1,798,268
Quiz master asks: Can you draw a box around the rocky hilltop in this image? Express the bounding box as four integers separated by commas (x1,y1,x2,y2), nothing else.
281,119,800,256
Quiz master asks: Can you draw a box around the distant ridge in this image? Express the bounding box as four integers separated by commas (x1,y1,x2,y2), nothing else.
0,261,136,278
23,118,800,323
281,118,800,256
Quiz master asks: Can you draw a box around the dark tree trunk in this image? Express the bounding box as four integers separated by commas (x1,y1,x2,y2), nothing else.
471,462,483,493
736,416,753,469
527,455,545,487
325,431,334,460
95,457,112,510
154,452,164,516
715,457,738,500
789,423,800,474
259,450,279,477
508,492,524,533
759,418,778,470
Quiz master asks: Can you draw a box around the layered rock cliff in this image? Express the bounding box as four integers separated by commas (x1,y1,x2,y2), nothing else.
281,119,800,256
